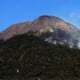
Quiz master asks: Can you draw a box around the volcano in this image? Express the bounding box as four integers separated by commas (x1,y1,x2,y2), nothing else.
0,15,80,48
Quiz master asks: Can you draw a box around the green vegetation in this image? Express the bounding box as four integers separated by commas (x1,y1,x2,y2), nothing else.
0,33,80,80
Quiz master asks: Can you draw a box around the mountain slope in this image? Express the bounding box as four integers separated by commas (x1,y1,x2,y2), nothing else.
0,22,31,40
0,15,78,40
30,15,77,32
0,33,80,80
0,15,80,49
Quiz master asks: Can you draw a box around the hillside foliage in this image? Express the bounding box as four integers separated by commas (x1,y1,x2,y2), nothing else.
0,33,80,80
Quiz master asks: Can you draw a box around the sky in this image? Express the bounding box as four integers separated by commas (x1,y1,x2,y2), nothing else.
0,0,80,32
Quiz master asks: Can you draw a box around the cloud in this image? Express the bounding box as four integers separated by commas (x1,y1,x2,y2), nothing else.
68,12,80,27
69,12,80,20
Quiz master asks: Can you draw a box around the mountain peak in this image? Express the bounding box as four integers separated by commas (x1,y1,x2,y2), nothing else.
0,15,78,40
35,15,63,23
30,15,76,32
38,15,63,21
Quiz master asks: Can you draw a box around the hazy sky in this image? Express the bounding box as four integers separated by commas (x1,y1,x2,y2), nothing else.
0,0,80,31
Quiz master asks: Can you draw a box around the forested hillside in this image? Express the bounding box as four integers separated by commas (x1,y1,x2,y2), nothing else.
0,33,80,80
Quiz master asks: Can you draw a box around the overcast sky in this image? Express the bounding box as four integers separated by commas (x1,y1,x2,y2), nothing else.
0,0,80,31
